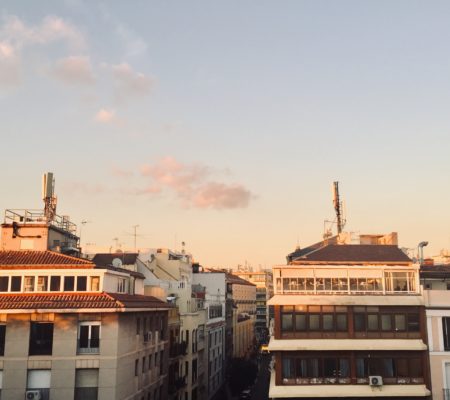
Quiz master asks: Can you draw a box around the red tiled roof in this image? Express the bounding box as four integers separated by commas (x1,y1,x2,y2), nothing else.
0,251,94,269
0,292,170,310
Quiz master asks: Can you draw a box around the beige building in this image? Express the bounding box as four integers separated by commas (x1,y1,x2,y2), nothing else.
137,249,208,400
421,265,450,400
269,233,431,400
235,269,273,344
0,249,171,400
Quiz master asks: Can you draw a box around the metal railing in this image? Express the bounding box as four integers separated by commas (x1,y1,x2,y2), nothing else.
4,209,78,234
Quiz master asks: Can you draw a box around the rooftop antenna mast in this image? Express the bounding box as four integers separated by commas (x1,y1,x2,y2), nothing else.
332,181,346,234
42,172,57,222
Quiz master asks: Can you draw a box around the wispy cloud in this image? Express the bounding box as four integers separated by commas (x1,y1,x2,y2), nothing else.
52,55,94,85
0,15,86,88
137,157,254,210
111,63,153,99
94,108,116,124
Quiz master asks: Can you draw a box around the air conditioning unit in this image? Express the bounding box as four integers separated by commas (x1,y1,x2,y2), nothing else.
369,376,383,386
26,390,42,400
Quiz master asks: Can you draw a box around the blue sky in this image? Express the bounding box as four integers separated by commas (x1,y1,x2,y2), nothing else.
1,1,449,267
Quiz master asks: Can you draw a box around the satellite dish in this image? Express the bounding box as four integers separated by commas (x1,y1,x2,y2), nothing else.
112,258,123,268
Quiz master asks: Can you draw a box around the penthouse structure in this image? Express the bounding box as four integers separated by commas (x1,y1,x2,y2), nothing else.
268,233,431,400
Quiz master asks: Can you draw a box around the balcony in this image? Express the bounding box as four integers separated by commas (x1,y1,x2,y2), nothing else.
77,339,100,354
169,341,187,358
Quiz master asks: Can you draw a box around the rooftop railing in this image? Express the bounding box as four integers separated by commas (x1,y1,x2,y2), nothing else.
4,209,78,234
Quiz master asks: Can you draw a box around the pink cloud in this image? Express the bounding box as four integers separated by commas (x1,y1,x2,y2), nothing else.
137,157,253,210
52,55,94,85
111,63,153,99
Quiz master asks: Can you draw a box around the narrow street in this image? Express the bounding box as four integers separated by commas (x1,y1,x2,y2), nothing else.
250,353,271,400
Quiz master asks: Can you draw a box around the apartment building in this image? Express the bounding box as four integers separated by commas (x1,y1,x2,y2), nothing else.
192,268,226,399
0,248,171,400
421,264,450,400
235,269,273,344
137,249,207,400
268,234,431,400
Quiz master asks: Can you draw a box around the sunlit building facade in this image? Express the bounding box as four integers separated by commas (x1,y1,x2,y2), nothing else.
268,235,431,400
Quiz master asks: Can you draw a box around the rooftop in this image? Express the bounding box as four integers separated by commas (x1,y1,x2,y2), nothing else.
0,250,94,269
290,244,411,265
92,252,139,266
0,292,170,311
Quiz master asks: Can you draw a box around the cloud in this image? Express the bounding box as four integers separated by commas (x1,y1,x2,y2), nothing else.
0,15,85,50
111,165,133,178
0,41,20,87
116,24,147,58
94,108,116,124
0,15,85,88
52,55,94,85
191,183,252,209
137,157,253,210
111,63,153,98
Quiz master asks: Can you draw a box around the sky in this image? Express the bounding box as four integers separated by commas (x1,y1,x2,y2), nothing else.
0,1,449,268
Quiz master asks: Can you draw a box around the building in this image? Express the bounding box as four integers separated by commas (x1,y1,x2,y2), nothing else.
268,233,431,400
137,249,207,400
0,248,171,400
235,269,273,344
192,268,226,398
421,264,450,400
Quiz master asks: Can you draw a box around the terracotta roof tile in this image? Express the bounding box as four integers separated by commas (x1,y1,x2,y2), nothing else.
0,292,170,310
0,251,93,269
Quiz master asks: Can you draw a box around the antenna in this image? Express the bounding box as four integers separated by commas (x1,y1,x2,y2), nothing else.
42,172,57,222
333,181,346,234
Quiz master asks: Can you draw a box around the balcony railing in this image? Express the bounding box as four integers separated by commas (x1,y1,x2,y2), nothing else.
77,339,100,354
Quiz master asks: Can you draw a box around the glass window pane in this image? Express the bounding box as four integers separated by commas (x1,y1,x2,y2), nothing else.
296,359,307,378
282,358,294,379
0,277,8,292
323,314,334,331
407,313,420,332
305,279,314,290
336,314,348,331
64,276,75,291
50,276,61,291
409,358,423,377
396,359,408,377
356,358,367,377
383,359,395,377
24,276,35,292
77,277,87,291
295,314,306,331
309,315,320,330
308,359,320,377
381,315,392,331
11,276,21,292
324,358,337,377
90,277,100,291
339,359,350,377
368,315,378,331
37,276,48,291
282,314,293,331
395,315,406,331
354,314,366,331
79,326,89,348
91,326,100,347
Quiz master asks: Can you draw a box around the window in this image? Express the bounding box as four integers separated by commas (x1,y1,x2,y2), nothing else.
142,356,146,373
0,325,5,356
381,315,392,331
443,317,450,351
281,314,293,331
24,276,35,292
407,314,420,332
29,322,53,355
323,315,334,331
11,276,21,292
135,359,139,376
75,369,98,400
37,276,48,291
50,276,61,291
309,315,320,330
90,276,100,291
394,315,406,331
136,318,141,335
336,314,347,331
77,277,87,291
0,277,8,292
117,278,127,293
64,276,75,291
27,370,50,400
78,322,100,354
368,315,379,331
354,314,366,331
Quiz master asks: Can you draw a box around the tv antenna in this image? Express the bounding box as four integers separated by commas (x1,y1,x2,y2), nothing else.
123,225,151,252
332,181,346,234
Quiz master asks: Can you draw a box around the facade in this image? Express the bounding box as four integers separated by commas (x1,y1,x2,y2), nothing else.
235,269,273,344
0,250,171,400
192,269,226,398
268,234,431,400
137,249,208,400
421,265,450,400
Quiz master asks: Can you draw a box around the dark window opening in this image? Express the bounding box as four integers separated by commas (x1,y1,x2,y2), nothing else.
11,276,21,292
64,276,75,291
0,277,8,292
77,276,87,291
29,322,53,355
50,276,61,291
